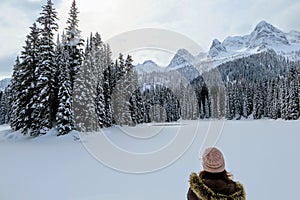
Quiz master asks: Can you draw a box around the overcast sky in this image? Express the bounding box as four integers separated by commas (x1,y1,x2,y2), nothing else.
1,0,300,79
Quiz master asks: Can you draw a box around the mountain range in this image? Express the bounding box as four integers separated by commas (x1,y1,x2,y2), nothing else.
135,20,300,74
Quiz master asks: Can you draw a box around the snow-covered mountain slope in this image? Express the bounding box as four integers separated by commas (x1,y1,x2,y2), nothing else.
165,49,201,81
135,21,300,75
286,30,300,44
167,48,195,69
0,78,10,92
210,20,300,61
248,20,290,49
209,39,227,57
135,60,165,74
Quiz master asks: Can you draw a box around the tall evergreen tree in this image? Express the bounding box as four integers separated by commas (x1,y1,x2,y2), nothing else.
17,23,40,134
280,78,288,120
253,81,264,119
55,34,74,135
30,0,58,136
287,66,299,120
129,88,145,125
95,79,106,128
9,56,22,130
65,0,83,89
0,88,10,124
102,64,113,127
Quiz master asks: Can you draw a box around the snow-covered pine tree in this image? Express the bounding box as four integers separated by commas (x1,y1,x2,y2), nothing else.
0,88,10,124
111,54,125,125
129,88,145,125
30,0,59,136
95,78,105,128
226,82,235,120
0,91,2,124
0,91,2,119
74,32,113,131
14,23,40,134
111,54,142,126
97,49,116,127
9,56,22,130
242,88,248,119
280,77,288,120
188,85,200,119
96,49,114,128
123,55,139,125
271,77,281,119
253,81,264,119
287,66,299,120
102,63,114,127
73,39,90,131
234,83,242,119
246,82,254,117
218,85,226,119
55,34,74,135
74,35,97,131
209,85,218,119
65,0,83,89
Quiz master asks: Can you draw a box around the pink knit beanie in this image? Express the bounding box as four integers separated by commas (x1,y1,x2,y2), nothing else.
202,147,225,173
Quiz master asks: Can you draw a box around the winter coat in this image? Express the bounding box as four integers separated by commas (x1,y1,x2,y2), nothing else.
187,172,246,200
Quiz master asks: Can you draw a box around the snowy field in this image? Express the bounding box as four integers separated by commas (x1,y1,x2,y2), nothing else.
0,120,300,200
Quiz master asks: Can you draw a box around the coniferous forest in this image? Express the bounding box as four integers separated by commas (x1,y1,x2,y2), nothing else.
0,0,299,136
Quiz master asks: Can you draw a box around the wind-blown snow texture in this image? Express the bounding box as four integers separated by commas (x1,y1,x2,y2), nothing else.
0,120,299,200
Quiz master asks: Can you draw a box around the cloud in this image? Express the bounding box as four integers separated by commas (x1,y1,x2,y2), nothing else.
56,0,300,50
2,0,300,77
0,0,62,78
0,0,42,58
0,53,15,79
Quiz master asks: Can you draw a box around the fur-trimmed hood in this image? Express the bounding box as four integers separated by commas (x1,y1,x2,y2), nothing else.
189,173,246,200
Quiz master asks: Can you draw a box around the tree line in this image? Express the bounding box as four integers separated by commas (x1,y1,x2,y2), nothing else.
0,1,299,135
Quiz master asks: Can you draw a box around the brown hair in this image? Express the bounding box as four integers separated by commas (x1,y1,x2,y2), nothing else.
199,170,233,183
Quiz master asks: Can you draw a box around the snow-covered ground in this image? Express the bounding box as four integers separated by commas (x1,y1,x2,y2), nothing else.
0,120,300,200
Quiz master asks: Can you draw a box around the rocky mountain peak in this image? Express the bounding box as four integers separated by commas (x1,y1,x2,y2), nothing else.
248,20,290,48
168,48,195,68
209,39,227,57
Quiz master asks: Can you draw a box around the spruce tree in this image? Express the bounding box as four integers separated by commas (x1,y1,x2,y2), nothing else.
31,0,58,136
19,23,40,134
287,66,299,120
0,88,11,124
0,90,9,124
280,78,288,119
9,57,22,130
55,34,74,135
95,79,105,128
73,36,95,131
102,64,113,127
253,81,264,119
65,0,83,89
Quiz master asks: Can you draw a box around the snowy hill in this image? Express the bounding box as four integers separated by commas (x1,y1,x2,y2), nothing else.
0,78,10,91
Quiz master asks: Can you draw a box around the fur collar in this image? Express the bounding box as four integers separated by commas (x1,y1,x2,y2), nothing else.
189,173,246,200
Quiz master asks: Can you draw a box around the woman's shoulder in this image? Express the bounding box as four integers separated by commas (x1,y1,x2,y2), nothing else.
189,172,246,200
